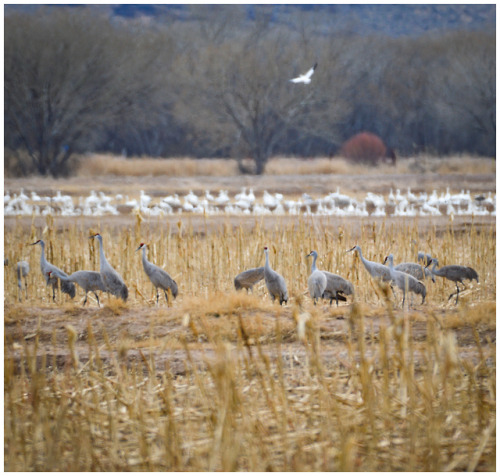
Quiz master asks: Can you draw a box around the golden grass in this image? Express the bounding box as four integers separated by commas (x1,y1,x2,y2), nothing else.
75,153,495,177
4,214,496,471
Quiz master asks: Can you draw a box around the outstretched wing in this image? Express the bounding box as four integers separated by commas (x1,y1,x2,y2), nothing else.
304,62,318,79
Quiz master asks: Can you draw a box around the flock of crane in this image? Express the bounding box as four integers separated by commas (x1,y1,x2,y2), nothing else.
4,187,495,218
12,234,479,309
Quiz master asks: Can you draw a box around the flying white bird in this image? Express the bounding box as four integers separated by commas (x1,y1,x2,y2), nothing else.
289,63,317,84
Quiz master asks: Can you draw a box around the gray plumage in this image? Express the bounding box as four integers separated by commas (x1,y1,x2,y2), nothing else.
426,258,479,304
136,243,177,305
30,239,76,301
263,246,288,305
234,267,265,291
90,233,128,302
16,260,30,301
348,245,392,282
306,251,327,305
417,252,433,267
385,254,426,306
394,262,435,283
322,271,354,306
49,269,106,307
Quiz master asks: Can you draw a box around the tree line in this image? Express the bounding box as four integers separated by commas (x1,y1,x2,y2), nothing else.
4,7,495,176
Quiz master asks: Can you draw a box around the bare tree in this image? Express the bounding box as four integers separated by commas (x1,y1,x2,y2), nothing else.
5,9,168,176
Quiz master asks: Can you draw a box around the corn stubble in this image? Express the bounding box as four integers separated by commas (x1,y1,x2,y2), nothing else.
4,215,496,471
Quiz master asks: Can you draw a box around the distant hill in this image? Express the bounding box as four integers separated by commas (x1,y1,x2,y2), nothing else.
5,4,495,38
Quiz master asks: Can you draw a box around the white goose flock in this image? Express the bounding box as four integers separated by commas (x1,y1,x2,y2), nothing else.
4,187,495,218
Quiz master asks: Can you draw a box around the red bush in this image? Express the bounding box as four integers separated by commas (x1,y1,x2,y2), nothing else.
339,132,391,165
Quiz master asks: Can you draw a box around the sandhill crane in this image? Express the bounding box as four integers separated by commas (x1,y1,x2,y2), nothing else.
322,271,354,306
392,261,435,283
16,260,30,301
385,254,426,307
48,269,106,307
136,243,177,305
263,246,288,305
30,239,76,301
306,251,327,305
234,267,265,292
426,258,479,304
289,62,317,84
347,245,392,282
90,233,128,302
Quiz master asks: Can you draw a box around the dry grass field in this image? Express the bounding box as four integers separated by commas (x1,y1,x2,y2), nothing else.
4,156,496,471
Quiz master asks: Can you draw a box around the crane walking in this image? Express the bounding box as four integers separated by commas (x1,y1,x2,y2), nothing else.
234,267,265,292
136,243,178,305
16,260,30,301
263,247,288,305
306,250,327,305
90,233,128,302
385,254,426,307
30,239,76,301
426,258,479,304
322,271,354,306
48,269,106,307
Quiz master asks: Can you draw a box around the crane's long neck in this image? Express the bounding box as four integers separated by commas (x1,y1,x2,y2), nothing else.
39,241,47,267
96,236,109,269
386,255,396,278
141,247,149,268
428,261,440,276
264,251,271,271
357,248,369,267
310,254,318,273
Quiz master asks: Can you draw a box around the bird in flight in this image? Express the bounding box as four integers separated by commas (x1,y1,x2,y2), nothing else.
289,63,318,84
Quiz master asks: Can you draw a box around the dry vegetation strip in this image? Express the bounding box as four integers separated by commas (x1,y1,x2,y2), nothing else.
76,153,495,178
4,215,496,471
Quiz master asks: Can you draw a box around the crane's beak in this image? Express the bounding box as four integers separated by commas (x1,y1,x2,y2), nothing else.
135,246,141,252
346,246,356,253
383,256,388,264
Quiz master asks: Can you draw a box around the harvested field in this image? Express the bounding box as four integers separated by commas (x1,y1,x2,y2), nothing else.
4,159,496,471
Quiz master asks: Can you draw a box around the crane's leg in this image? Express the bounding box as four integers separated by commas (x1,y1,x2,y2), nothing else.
156,288,160,305
83,292,88,306
52,284,56,302
335,294,339,306
93,292,100,307
25,279,28,300
448,283,460,304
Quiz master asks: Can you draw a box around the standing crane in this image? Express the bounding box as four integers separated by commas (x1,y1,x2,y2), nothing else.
426,258,479,304
234,267,265,292
48,269,107,307
16,260,30,301
263,246,288,305
136,243,178,305
322,271,354,306
385,254,426,307
30,239,76,301
386,258,435,283
90,233,128,302
306,250,327,305
347,245,392,282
